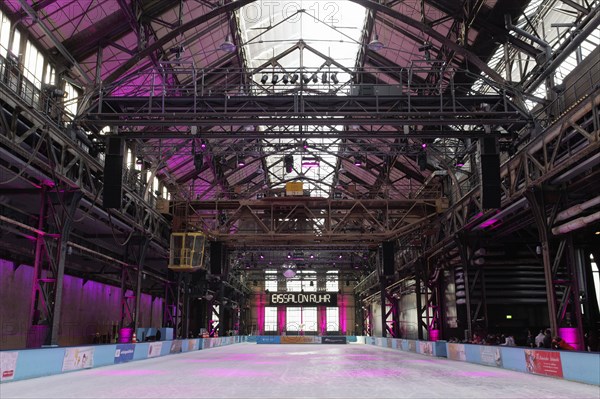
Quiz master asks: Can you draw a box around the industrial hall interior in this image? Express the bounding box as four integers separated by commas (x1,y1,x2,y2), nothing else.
0,0,600,395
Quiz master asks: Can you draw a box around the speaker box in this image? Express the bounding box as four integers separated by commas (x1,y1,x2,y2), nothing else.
210,242,223,275
103,137,124,208
479,137,501,209
382,241,395,275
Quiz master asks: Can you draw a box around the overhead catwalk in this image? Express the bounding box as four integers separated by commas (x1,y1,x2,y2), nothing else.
1,344,598,399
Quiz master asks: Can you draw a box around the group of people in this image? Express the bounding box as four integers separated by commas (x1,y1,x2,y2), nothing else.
530,329,575,350
447,329,576,351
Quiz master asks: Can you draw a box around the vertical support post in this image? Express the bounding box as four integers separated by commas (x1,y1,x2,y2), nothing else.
526,189,559,336
49,191,83,345
133,236,150,330
415,261,424,340
380,279,387,338
29,186,47,328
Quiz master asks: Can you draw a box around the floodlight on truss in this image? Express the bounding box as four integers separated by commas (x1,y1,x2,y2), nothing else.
220,35,237,52
368,34,384,51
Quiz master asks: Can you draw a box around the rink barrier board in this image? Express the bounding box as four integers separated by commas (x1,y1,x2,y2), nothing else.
1,336,598,385
0,336,243,382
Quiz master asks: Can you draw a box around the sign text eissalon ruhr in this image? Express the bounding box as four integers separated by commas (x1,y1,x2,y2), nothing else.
269,292,338,306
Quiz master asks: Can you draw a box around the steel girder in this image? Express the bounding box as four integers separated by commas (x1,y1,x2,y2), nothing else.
81,93,527,131
172,198,443,246
0,82,171,248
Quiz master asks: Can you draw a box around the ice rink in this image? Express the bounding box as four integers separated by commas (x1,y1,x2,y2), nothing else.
1,343,598,398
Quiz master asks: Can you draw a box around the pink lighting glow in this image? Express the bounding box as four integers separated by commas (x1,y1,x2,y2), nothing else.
479,218,499,228
91,370,168,376
558,327,582,350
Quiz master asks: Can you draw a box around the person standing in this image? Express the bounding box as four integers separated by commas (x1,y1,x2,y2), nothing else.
535,330,545,347
543,329,552,348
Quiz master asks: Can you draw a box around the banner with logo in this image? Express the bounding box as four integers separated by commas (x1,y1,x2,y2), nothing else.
480,346,502,367
62,347,94,371
524,349,563,378
0,352,18,381
419,341,434,356
407,340,417,352
447,343,466,361
114,344,135,364
170,340,183,354
281,336,319,344
147,342,163,358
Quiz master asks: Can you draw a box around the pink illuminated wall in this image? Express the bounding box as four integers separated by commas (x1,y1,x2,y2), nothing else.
0,258,163,349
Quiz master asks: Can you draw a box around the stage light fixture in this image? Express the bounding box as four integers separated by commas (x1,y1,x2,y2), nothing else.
321,72,328,84
260,74,269,84
331,73,339,84
302,74,310,84
220,34,237,52
368,34,384,51
282,74,289,84
271,74,279,84
193,153,203,171
290,74,299,84
284,155,294,173
311,73,318,83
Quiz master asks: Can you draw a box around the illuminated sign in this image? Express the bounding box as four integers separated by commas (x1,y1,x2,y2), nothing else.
269,292,338,306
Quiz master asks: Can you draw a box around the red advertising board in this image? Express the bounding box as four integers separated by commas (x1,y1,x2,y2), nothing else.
524,349,563,378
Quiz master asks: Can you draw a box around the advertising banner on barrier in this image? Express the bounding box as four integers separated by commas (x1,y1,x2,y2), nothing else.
170,340,183,354
147,342,163,358
321,336,347,344
0,352,18,381
187,339,197,351
524,349,563,378
480,346,503,367
447,344,466,361
281,336,318,344
407,340,417,352
114,344,135,364
419,341,434,356
62,347,94,371
257,336,281,344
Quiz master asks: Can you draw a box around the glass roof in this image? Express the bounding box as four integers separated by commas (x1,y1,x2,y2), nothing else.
237,1,367,198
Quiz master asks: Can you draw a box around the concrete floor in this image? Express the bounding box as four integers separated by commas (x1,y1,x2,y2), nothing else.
1,343,598,398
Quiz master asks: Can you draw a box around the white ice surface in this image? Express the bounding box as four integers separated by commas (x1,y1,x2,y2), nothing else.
1,343,598,398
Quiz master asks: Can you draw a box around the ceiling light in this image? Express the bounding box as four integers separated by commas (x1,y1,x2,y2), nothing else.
331,73,339,84
238,158,246,167
260,74,268,84
283,269,296,278
287,252,292,259
220,34,236,52
368,34,384,51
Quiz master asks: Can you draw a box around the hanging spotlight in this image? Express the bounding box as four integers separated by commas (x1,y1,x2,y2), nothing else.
287,252,292,259
302,74,310,84
220,34,236,52
282,74,289,84
271,74,279,84
309,281,314,287
354,156,363,167
290,74,299,84
321,72,328,84
311,73,318,83
331,72,339,84
368,34,384,51
238,157,246,167
260,74,269,84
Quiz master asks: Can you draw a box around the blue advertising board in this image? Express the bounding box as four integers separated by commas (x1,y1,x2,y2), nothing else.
114,344,135,364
